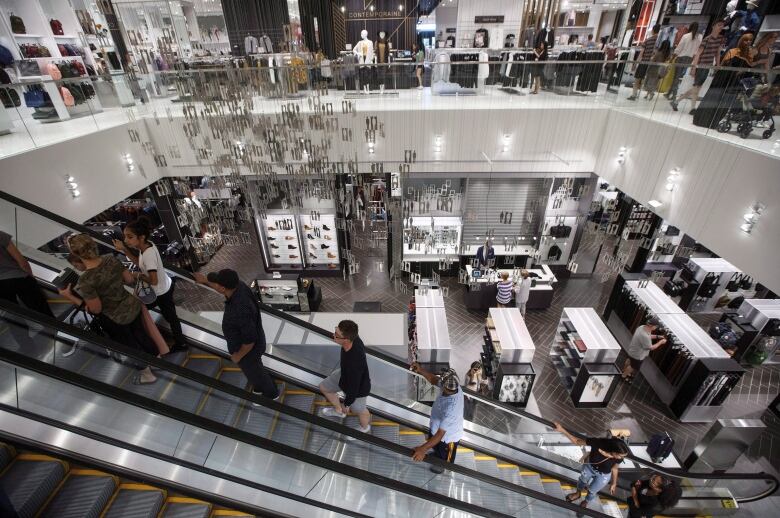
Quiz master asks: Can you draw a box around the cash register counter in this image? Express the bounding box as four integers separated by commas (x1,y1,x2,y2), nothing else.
463,265,556,311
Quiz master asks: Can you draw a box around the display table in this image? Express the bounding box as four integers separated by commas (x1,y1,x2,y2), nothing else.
683,257,742,312
721,299,780,365
605,275,744,422
415,289,445,309
253,274,313,311
484,308,536,407
415,307,451,363
463,265,556,311
550,307,621,408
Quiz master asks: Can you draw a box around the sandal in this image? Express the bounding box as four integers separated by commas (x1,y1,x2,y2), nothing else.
566,492,580,502
132,374,157,385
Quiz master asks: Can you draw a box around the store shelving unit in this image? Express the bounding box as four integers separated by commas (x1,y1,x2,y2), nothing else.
722,299,780,365
484,308,536,407
550,307,621,408
253,274,306,311
605,274,745,422
300,213,339,268
263,214,303,268
402,216,462,262
683,257,743,313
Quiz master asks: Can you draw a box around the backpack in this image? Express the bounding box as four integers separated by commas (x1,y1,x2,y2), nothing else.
10,14,26,34
0,44,13,66
46,62,62,80
60,86,74,106
50,19,64,35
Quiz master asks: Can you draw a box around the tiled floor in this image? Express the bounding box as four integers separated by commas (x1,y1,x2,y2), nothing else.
176,223,780,484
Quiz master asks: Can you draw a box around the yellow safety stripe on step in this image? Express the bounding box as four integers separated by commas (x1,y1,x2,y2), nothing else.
157,357,190,404
560,485,575,490
266,392,286,439
399,430,424,435
456,447,474,453
69,469,115,478
497,464,519,469
38,468,76,516
284,389,315,395
519,471,539,476
220,367,242,372
189,354,221,359
211,510,253,516
474,456,496,461
194,387,215,416
370,421,398,426
617,504,628,509
47,298,71,303
118,483,165,492
313,401,332,405
15,453,68,471
166,496,210,504
540,478,560,483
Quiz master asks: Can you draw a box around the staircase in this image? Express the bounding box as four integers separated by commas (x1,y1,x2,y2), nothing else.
0,442,246,517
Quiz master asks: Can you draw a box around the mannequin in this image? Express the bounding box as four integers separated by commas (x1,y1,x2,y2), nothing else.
726,0,762,49
376,31,388,63
244,33,258,54
476,240,495,267
353,29,375,64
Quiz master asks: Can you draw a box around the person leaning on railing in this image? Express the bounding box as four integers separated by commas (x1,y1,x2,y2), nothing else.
0,230,54,319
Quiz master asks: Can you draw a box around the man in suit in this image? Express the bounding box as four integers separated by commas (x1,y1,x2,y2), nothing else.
476,240,495,267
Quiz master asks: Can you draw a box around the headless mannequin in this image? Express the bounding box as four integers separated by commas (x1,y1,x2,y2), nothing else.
376,31,388,63
354,29,375,93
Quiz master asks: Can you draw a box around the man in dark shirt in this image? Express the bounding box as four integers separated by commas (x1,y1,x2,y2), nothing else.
555,422,629,511
195,268,279,400
319,320,372,435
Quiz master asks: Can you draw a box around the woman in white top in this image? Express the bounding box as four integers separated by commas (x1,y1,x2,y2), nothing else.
667,22,702,103
514,269,532,317
115,217,187,352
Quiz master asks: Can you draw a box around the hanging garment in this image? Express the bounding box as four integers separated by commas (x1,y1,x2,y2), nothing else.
244,35,258,54
259,34,273,53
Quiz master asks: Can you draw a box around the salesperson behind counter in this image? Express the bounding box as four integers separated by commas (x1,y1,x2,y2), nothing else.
476,240,495,266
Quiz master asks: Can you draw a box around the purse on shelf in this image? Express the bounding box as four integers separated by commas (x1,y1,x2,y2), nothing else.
739,275,753,291
50,19,64,36
10,14,26,34
18,60,41,76
60,86,74,106
23,88,46,108
726,273,741,292
46,62,62,80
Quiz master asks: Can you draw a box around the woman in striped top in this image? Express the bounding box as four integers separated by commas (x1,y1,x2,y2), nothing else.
496,272,513,307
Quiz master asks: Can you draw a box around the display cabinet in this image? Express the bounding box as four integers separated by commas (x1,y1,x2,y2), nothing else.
253,274,311,311
262,213,302,267
493,363,535,406
722,299,780,366
481,308,536,407
550,307,621,408
299,213,339,267
403,216,462,262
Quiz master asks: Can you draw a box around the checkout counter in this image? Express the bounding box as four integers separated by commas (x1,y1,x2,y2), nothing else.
463,264,557,311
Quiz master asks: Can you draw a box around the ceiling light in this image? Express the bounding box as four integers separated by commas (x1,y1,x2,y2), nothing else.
648,199,662,208
665,183,675,192
398,4,403,10
369,5,375,11
340,6,345,12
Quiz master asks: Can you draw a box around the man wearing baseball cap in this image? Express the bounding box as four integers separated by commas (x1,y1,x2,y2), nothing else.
195,268,279,400
622,316,666,383
410,363,464,473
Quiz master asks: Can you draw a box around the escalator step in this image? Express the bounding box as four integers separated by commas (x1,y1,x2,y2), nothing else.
270,394,315,448
103,484,165,518
161,497,212,518
368,423,401,478
40,470,117,518
0,442,14,471
304,404,344,459
599,499,625,518
497,464,531,511
453,449,476,470
157,358,221,413
235,383,284,439
78,348,135,386
0,455,66,518
542,480,566,499
473,456,500,478
197,370,246,425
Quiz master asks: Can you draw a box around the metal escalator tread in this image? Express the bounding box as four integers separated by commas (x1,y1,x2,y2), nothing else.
235,382,285,438
197,370,246,425
368,422,400,478
0,454,66,518
0,442,14,471
269,392,315,448
78,347,135,386
156,358,221,413
519,473,558,518
497,464,531,511
304,401,345,459
103,484,165,518
40,470,117,518
542,479,567,500
119,352,191,401
161,497,212,518
342,415,370,471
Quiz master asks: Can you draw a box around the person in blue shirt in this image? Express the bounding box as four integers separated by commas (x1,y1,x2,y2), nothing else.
410,363,464,474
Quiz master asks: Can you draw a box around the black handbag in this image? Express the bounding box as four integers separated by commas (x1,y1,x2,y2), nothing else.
697,273,720,298
550,224,572,238
739,275,753,291
726,273,741,292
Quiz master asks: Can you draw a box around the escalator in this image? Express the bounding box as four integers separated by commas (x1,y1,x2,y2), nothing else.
1,190,778,516
0,440,253,518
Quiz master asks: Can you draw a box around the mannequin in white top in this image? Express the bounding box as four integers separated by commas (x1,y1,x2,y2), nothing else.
354,29,375,64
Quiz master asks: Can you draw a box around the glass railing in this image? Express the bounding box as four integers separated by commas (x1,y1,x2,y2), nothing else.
2,58,778,159
0,300,604,518
1,189,777,506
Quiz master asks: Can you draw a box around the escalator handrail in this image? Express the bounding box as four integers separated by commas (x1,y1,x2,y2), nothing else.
0,300,615,518
4,190,778,503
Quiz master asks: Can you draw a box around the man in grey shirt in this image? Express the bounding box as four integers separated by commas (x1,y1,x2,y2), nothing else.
622,317,666,383
0,230,53,318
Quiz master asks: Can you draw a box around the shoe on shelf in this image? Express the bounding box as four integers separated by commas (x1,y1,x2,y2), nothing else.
287,244,297,249
307,233,315,239
327,252,336,258
324,235,332,240
268,227,275,231
273,254,281,258
304,225,312,230
285,236,295,240
289,255,298,259
271,244,279,249
323,225,331,231
321,244,329,249
309,244,317,250
309,253,317,259
320,406,346,418
670,101,678,111
268,237,276,241
627,95,637,101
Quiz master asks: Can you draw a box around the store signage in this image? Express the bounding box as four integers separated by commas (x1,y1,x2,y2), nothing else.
475,15,505,23
446,28,457,33
348,10,403,20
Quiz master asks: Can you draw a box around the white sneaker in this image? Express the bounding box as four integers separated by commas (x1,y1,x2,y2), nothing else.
346,424,371,441
320,406,346,418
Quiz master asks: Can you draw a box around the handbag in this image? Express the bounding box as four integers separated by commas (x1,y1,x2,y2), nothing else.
726,273,741,292
739,275,753,290
60,86,74,106
10,14,26,34
0,44,13,66
23,88,46,108
50,19,64,35
46,62,62,80
135,278,157,304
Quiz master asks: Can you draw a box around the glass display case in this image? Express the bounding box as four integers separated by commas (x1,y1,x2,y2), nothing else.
300,213,339,267
253,274,305,311
263,214,302,267
493,363,535,406
403,216,462,262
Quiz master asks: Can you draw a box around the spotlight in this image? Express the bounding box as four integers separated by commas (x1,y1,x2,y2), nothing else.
65,174,80,198
648,199,662,208
740,203,765,234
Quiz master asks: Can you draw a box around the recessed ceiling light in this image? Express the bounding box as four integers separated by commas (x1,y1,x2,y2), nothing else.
648,200,662,208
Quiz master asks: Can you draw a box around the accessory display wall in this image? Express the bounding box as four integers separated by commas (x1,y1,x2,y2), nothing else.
263,213,302,267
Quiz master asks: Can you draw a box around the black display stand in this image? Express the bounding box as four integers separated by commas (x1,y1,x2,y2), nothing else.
569,363,621,408
492,363,535,407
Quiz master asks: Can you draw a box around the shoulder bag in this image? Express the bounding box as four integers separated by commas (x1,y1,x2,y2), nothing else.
135,278,157,304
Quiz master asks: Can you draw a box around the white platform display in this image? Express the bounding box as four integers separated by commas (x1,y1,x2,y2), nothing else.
488,308,535,364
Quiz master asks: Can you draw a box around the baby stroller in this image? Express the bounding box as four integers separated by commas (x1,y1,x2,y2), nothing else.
716,76,777,139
